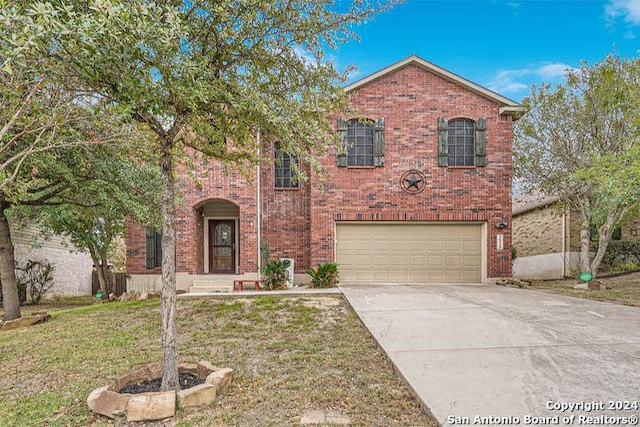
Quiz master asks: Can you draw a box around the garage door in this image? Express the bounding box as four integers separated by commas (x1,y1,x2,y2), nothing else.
336,223,482,283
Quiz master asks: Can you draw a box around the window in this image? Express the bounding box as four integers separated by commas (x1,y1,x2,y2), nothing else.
337,118,385,167
145,228,162,268
346,120,375,166
437,117,486,167
448,119,475,166
274,142,298,188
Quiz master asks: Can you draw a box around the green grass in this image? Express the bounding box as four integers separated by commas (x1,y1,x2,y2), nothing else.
0,296,435,427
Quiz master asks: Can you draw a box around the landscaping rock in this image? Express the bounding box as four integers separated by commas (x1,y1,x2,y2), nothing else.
300,410,351,425
179,362,198,375
573,283,589,290
140,292,149,300
197,360,218,378
205,368,234,394
176,383,216,408
0,313,50,331
87,386,109,412
87,386,129,419
115,363,162,391
126,391,175,422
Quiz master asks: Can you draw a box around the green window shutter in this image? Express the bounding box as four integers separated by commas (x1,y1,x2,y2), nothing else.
437,117,448,167
145,227,156,269
374,118,385,167
337,118,348,167
475,117,487,167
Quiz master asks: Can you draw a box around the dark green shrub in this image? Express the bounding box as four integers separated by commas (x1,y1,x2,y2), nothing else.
307,262,339,288
600,240,640,269
16,259,55,304
263,258,291,290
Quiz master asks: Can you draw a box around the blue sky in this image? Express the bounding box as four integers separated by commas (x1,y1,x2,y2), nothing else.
330,0,640,102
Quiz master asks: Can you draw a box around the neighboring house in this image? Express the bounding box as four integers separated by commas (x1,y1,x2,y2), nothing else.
126,55,523,292
12,222,93,296
512,194,640,279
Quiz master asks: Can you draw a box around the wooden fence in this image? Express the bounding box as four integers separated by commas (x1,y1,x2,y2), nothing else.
91,271,127,297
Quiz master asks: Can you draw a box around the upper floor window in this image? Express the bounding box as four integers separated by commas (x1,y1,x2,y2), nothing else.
274,142,298,189
337,118,385,167
448,118,475,166
437,117,487,167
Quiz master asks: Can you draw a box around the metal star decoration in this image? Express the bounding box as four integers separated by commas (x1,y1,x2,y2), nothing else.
400,170,426,194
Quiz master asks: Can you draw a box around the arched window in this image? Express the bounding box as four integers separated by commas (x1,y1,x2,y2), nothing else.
274,142,298,188
447,118,475,166
346,119,375,166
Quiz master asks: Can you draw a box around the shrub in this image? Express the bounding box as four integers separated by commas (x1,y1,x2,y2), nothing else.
263,258,290,290
307,262,339,288
16,259,55,304
600,240,640,269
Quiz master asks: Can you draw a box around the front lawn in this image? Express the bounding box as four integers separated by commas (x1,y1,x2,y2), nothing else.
528,271,640,307
0,295,435,427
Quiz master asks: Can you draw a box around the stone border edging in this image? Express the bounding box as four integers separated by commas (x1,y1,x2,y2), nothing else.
87,360,233,422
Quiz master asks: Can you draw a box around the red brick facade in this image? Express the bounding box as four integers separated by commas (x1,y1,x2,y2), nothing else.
126,57,518,281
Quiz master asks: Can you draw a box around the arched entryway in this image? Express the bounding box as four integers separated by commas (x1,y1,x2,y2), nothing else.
198,199,240,274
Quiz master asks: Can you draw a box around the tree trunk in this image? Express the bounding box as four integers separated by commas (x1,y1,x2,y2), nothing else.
0,202,21,321
159,139,179,391
89,247,110,297
579,216,592,275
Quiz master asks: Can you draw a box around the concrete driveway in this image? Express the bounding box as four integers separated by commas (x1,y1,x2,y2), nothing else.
340,283,640,425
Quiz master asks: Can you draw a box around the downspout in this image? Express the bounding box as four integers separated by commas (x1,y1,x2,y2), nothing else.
256,129,262,280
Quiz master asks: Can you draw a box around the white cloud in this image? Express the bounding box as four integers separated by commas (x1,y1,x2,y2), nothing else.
485,62,576,96
536,63,574,79
605,0,640,25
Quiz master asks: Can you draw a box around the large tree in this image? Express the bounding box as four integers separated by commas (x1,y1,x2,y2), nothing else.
29,145,161,296
20,0,395,390
1,8,141,320
514,54,640,278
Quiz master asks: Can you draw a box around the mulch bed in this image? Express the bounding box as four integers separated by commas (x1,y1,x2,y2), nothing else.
119,372,204,394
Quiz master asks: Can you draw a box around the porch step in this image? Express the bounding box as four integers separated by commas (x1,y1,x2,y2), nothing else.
190,278,234,293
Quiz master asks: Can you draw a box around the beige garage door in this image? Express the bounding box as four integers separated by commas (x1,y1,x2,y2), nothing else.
336,223,482,283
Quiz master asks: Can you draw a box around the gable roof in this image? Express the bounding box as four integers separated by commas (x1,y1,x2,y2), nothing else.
345,55,525,117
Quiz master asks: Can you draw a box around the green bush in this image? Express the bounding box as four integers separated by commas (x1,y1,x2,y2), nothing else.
600,240,640,269
307,262,339,288
16,259,55,304
263,258,290,290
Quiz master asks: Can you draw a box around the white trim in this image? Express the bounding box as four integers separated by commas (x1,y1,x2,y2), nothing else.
204,216,239,274
345,55,522,113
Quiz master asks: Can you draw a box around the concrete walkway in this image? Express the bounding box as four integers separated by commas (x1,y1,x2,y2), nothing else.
340,283,640,425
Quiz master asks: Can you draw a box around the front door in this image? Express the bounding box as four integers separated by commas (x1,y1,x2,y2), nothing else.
209,220,235,274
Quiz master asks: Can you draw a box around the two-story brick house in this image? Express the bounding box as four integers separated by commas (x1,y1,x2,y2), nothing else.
126,56,523,292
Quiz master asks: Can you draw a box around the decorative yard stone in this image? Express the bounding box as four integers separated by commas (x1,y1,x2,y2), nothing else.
0,313,51,331
140,292,149,300
300,410,351,425
126,390,176,422
179,362,198,374
87,387,130,419
177,383,216,408
573,283,589,290
205,368,234,394
88,361,231,422
197,360,218,378
115,363,162,391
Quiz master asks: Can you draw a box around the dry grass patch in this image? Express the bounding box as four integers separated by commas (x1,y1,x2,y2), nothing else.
528,271,640,307
0,295,435,427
